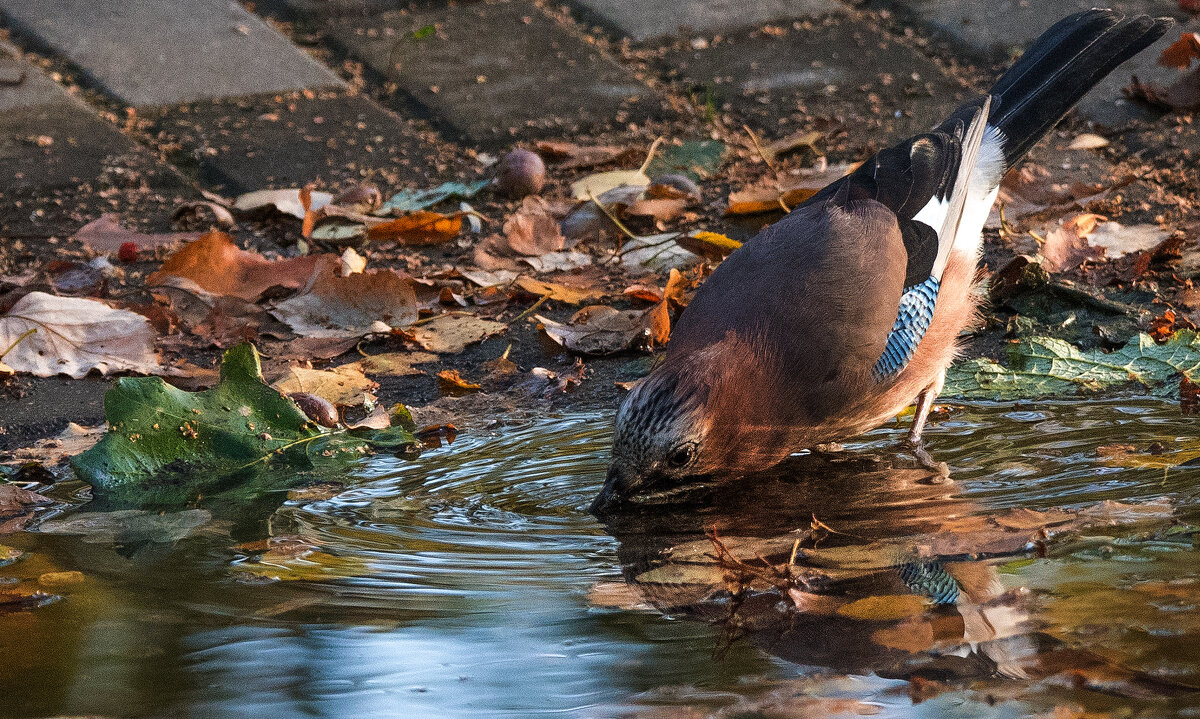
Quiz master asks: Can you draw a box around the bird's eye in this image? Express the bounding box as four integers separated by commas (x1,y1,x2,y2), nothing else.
666,443,696,469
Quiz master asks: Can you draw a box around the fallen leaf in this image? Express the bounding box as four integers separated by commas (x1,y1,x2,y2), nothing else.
1039,214,1106,272
233,188,332,219
272,365,378,406
626,197,688,223
367,211,463,245
765,130,823,160
644,139,725,180
377,181,488,215
410,314,507,353
1067,133,1110,150
148,232,326,301
437,369,482,394
624,284,664,304
70,344,415,503
1158,31,1200,69
534,140,633,169
0,292,163,378
501,196,565,255
5,423,104,469
676,231,742,260
514,277,606,304
172,200,237,230
537,302,668,355
944,331,1200,400
1084,222,1171,258
726,162,854,215
348,351,438,376
271,264,419,338
521,250,592,274
233,542,367,582
459,269,518,289
74,214,198,254
570,138,663,200
618,234,703,275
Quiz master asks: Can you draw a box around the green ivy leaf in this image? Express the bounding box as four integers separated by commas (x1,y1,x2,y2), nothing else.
944,331,1200,400
71,343,415,505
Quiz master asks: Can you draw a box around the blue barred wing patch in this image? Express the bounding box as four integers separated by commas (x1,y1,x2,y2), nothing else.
895,561,960,605
872,276,940,381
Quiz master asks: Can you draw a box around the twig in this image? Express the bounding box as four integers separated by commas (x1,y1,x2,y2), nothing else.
638,136,666,176
588,190,639,253
743,124,779,174
511,294,549,325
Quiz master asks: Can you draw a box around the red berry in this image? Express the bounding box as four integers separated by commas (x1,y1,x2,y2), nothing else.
117,242,139,263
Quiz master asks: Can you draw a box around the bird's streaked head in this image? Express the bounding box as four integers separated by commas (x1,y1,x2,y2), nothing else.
592,367,715,513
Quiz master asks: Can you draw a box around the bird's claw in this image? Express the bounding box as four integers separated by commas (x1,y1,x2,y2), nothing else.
904,439,951,482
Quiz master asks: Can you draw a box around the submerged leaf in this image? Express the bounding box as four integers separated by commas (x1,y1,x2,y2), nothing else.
70,344,414,504
944,332,1200,400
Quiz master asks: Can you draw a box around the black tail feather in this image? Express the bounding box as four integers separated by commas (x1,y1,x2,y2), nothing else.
986,9,1171,168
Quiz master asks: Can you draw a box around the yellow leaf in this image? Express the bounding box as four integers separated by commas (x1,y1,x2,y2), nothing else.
570,169,650,201
677,231,741,259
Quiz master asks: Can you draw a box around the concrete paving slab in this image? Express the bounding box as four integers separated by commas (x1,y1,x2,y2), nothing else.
879,0,1191,127
570,0,846,42
0,0,345,107
146,93,460,194
0,43,189,197
329,0,670,146
659,16,967,153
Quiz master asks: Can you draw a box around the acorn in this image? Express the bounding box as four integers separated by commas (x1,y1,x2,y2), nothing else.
496,148,546,198
289,392,339,428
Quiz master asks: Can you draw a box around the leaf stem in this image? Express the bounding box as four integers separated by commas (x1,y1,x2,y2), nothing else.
0,328,36,360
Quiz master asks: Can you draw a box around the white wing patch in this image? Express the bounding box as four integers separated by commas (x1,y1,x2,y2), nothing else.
911,122,1008,278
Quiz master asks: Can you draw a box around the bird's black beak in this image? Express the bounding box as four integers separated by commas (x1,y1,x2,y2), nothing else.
589,465,629,516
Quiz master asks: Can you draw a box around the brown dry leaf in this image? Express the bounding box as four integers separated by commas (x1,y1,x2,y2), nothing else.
521,250,592,274
534,140,633,169
514,277,606,305
437,369,482,394
257,336,361,361
626,197,688,223
6,423,104,469
148,232,326,301
1158,32,1200,69
624,284,664,304
726,162,854,215
367,211,463,245
410,314,507,353
663,268,695,310
348,351,438,376
1039,214,1106,273
536,302,669,355
74,214,198,254
501,197,565,256
836,594,928,621
272,365,378,406
271,264,419,338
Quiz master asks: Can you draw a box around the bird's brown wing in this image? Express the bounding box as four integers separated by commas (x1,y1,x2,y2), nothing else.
668,198,907,423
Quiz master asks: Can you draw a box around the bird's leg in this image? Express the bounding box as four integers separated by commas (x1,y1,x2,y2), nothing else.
905,371,950,480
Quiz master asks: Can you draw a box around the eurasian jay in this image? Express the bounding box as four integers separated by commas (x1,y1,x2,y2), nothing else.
595,9,1171,512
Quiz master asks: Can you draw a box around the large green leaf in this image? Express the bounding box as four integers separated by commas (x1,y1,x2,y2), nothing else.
944,331,1200,400
71,344,415,505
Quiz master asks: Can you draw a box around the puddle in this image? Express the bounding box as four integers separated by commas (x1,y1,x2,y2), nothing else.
3,400,1200,717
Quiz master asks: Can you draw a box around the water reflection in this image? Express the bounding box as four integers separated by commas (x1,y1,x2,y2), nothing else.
3,402,1200,717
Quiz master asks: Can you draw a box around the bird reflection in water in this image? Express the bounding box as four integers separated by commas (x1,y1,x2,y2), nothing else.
596,453,1186,698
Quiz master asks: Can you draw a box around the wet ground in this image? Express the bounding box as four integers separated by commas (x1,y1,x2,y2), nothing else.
4,398,1200,718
